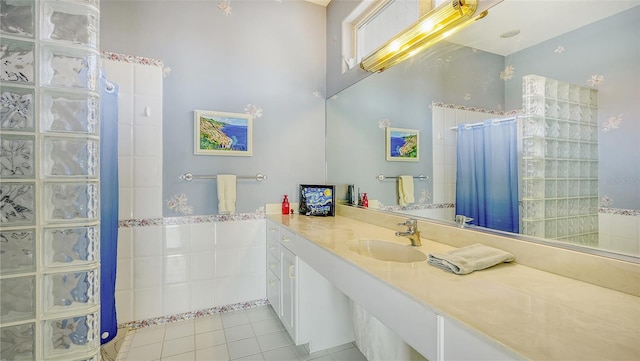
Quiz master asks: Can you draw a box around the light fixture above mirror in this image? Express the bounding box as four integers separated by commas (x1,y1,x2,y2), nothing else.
360,0,503,72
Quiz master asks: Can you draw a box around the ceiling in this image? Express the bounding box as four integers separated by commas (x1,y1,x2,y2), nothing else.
316,0,638,55
305,0,331,6
445,0,639,55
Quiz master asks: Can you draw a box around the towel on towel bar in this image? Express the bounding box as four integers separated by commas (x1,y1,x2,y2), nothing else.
217,174,236,215
398,175,415,206
428,243,514,275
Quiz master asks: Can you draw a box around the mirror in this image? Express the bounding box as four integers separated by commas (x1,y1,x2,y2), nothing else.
326,1,639,260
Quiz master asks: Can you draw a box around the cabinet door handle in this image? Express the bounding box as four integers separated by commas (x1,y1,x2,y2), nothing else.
268,262,276,269
269,228,277,232
268,280,278,285
268,245,276,250
288,265,296,279
281,236,290,242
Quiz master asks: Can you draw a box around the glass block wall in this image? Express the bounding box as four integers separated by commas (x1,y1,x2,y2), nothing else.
1,1,101,360
520,74,599,247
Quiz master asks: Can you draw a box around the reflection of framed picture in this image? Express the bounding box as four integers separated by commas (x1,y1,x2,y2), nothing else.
386,127,419,161
194,110,252,156
299,184,335,216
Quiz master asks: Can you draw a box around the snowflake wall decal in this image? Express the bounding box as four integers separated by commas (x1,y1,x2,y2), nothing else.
464,93,471,100
419,189,432,204
554,46,565,53
313,90,323,98
378,118,391,129
244,104,263,118
167,193,194,215
600,196,613,207
587,74,604,87
500,65,514,80
601,114,622,132
218,0,232,16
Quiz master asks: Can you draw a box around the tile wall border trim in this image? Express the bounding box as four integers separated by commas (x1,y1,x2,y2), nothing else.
599,207,640,217
117,206,639,229
118,298,269,330
118,211,266,228
101,51,164,68
432,101,522,116
378,203,455,212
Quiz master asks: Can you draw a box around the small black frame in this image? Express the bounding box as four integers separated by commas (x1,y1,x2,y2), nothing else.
299,184,335,216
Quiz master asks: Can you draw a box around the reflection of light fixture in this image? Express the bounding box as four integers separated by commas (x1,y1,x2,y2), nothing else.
360,0,496,72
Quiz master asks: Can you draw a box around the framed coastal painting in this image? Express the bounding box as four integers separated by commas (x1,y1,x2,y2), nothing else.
299,184,335,216
386,127,419,161
194,110,252,156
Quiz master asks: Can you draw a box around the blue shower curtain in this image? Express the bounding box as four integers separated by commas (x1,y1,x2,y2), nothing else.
100,74,119,344
455,119,519,233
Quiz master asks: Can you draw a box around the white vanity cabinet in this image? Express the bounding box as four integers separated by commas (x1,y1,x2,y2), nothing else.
440,317,519,361
280,246,297,337
265,220,355,352
266,224,281,317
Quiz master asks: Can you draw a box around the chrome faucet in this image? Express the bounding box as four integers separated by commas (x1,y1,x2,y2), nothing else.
395,218,422,246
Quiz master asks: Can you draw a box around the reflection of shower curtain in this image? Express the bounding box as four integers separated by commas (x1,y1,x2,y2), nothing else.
100,75,119,344
455,119,519,233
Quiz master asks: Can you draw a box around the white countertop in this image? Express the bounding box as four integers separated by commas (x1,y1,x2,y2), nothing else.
268,213,640,361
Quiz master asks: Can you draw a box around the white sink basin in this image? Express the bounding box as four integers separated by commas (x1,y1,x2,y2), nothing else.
347,239,427,263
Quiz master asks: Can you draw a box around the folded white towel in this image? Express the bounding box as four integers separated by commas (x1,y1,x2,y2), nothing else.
428,243,514,275
217,174,236,215
398,175,415,206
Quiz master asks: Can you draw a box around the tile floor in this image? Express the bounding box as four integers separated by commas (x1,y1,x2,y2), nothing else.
119,305,368,361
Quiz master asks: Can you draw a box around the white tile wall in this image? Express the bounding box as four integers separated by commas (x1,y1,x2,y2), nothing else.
105,59,267,324
133,226,163,257
103,59,163,220
599,213,640,256
134,257,163,288
190,223,216,252
164,225,191,255
115,219,267,322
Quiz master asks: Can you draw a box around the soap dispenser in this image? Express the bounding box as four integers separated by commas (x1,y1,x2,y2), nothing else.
362,193,369,208
282,195,290,215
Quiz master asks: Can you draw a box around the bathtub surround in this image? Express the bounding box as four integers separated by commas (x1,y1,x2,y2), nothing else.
115,215,267,324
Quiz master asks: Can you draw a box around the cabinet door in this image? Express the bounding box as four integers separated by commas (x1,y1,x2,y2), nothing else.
281,247,297,339
266,269,281,316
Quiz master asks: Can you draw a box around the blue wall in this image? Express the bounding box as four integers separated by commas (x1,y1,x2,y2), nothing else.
326,44,505,205
101,1,327,216
505,7,640,209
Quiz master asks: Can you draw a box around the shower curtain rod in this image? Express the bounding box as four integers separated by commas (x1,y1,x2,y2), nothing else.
449,116,518,130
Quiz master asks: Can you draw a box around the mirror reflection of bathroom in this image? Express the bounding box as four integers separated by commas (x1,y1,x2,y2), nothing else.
326,2,639,257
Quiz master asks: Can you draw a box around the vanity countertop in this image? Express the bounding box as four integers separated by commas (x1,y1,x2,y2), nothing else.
267,213,640,361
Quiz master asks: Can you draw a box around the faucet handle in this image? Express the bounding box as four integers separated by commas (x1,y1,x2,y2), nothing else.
455,215,474,227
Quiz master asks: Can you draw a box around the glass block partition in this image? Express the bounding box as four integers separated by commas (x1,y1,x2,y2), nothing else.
520,75,599,247
1,0,101,360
